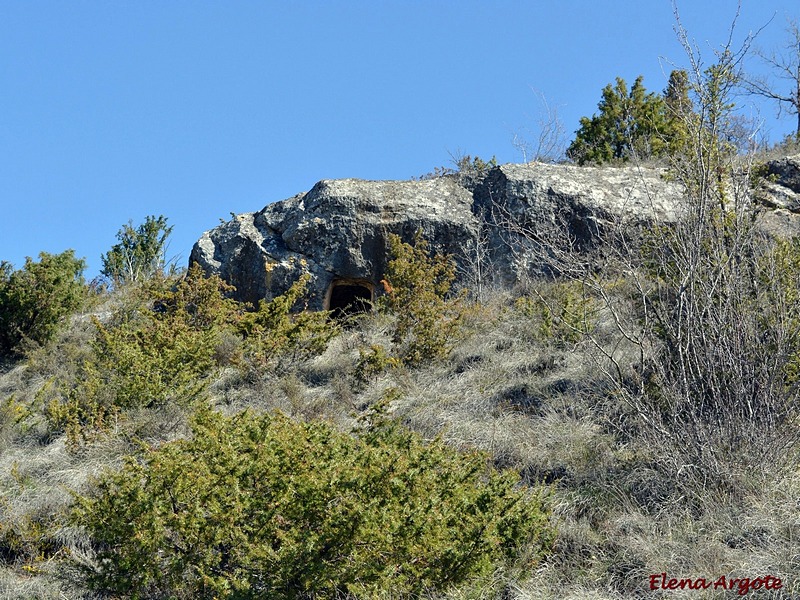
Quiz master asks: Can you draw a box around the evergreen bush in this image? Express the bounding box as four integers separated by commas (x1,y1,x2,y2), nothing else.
238,272,337,369
0,250,86,357
566,72,689,165
101,215,173,286
72,407,553,599
45,265,239,443
379,232,465,366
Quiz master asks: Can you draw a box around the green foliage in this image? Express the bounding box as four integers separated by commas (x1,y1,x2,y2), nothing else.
0,459,64,572
0,250,86,357
154,263,241,332
0,395,32,438
515,281,597,345
452,154,498,177
72,407,553,599
238,272,337,368
45,265,240,443
380,232,465,366
663,69,693,155
354,343,398,383
101,215,173,286
44,265,337,444
567,73,688,165
417,154,498,180
0,502,60,570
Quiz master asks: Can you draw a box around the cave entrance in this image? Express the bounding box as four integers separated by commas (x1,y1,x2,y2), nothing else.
326,279,374,319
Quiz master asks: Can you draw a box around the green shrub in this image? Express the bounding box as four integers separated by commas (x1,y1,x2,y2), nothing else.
45,267,337,444
452,153,498,178
515,281,597,345
0,251,86,357
566,71,689,165
71,407,553,599
238,272,337,369
380,232,465,366
354,343,397,383
0,499,61,571
45,265,239,443
101,215,173,286
416,153,497,180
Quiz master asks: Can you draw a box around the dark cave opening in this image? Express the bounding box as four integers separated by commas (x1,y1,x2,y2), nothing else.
327,281,373,319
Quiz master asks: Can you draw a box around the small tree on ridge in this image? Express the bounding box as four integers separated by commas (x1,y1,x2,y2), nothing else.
101,215,173,286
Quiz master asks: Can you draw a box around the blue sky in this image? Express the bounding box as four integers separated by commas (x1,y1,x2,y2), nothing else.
1,1,798,278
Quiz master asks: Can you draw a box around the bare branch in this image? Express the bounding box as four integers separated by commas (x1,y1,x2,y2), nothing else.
511,88,567,164
742,15,800,135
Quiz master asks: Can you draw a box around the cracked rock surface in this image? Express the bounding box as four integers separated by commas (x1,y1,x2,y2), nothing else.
191,158,800,308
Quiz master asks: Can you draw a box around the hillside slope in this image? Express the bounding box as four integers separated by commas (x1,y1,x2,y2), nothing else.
2,157,800,598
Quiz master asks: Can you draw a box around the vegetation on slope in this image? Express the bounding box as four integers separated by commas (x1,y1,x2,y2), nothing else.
4,15,800,600
73,406,551,599
0,224,555,599
566,70,691,165
0,251,86,358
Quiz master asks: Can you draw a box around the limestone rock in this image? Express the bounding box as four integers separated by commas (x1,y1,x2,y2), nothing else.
757,154,800,211
191,177,476,309
751,154,800,237
472,163,685,279
189,158,798,309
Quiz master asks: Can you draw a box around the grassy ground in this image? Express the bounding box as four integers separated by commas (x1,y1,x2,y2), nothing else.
0,282,798,599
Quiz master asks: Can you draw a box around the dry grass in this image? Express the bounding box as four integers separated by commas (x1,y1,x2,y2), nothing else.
1,283,799,599
0,431,129,597
325,288,800,599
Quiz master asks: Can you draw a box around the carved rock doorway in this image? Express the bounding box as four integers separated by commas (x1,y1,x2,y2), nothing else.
326,279,374,319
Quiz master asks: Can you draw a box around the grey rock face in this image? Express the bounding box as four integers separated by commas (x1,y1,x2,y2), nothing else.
190,159,799,309
191,177,477,309
748,154,800,238
477,162,682,225
471,163,685,280
761,154,800,198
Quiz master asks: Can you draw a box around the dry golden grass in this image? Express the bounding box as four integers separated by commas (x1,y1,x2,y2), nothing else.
1,283,799,599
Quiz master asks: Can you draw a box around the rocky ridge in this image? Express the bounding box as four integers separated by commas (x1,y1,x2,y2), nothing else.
190,157,800,309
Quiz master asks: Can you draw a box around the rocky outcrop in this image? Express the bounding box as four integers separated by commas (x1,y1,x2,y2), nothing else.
754,155,800,237
471,163,685,282
191,177,477,309
190,157,800,309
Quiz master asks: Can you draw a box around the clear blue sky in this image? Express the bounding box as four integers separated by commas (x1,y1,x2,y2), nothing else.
1,1,798,278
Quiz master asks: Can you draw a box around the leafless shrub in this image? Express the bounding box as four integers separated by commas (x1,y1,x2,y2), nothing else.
492,4,800,508
742,16,800,138
512,88,569,163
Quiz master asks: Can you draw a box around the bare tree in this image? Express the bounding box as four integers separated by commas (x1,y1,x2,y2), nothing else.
494,2,800,501
457,211,494,304
511,88,567,163
615,5,800,496
743,17,800,138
